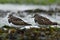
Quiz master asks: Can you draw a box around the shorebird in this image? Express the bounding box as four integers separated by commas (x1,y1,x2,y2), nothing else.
34,14,58,25
8,14,31,26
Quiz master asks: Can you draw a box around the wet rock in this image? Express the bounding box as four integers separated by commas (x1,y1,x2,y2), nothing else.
0,10,6,13
17,11,21,13
8,32,16,40
55,8,60,12
6,10,11,13
24,10,33,13
23,35,28,40
0,10,10,17
0,37,2,40
24,9,47,13
0,10,10,13
33,9,47,13
17,11,24,17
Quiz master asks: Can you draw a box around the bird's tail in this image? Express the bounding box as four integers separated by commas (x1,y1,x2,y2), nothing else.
53,22,57,25
25,23,31,26
26,24,31,26
53,22,60,25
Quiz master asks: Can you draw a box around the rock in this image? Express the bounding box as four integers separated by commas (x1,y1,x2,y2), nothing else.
24,10,33,13
17,11,21,13
0,10,10,17
33,9,47,13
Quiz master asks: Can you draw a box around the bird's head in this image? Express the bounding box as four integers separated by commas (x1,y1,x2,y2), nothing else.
8,14,13,19
8,12,15,18
32,14,39,18
34,14,39,17
8,14,13,23
8,14,12,17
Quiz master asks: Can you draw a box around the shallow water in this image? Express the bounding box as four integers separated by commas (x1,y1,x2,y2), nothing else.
0,4,60,28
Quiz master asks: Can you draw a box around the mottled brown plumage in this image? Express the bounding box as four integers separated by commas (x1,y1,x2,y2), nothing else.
34,14,57,25
8,14,31,26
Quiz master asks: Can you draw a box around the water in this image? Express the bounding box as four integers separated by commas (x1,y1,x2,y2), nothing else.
0,4,60,28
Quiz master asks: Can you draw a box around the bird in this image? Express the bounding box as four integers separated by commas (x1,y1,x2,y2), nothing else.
34,14,58,25
8,14,31,26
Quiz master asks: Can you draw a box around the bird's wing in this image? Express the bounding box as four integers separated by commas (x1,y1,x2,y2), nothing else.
11,16,23,21
39,15,52,22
